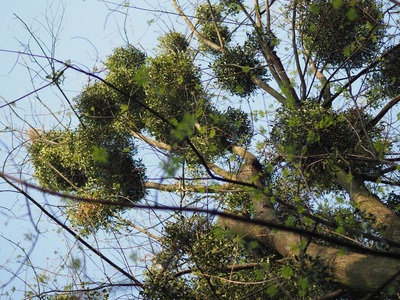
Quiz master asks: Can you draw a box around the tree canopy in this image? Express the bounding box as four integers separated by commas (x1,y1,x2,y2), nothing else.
2,0,400,299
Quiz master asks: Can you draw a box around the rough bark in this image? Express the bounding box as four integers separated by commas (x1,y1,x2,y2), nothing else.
219,216,400,292
219,159,400,292
334,167,400,244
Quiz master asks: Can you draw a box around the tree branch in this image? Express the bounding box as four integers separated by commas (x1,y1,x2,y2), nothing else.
145,181,241,193
131,130,175,153
308,59,331,103
173,262,262,278
369,94,400,128
332,166,400,244
251,75,288,105
171,0,225,53
219,215,400,292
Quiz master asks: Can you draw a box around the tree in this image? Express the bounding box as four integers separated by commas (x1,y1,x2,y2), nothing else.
2,0,400,299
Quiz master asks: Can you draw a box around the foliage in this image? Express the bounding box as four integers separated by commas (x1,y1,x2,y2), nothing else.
370,45,400,99
212,42,269,97
195,4,232,52
270,101,385,189
158,31,189,53
140,215,341,299
7,0,400,299
299,0,385,68
28,127,146,233
77,45,147,129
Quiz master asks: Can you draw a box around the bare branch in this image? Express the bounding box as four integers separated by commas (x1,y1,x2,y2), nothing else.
369,94,400,128
251,75,288,105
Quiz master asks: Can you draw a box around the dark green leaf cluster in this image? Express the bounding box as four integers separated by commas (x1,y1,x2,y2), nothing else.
212,43,269,97
222,191,253,216
28,127,146,233
385,192,400,217
370,45,400,99
195,4,231,52
77,45,146,129
299,0,384,68
142,215,343,299
213,106,253,147
271,102,384,188
142,50,204,141
141,215,264,299
158,31,189,54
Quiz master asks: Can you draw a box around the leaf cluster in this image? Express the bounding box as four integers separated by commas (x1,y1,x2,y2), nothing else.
142,214,344,299
270,102,384,189
370,45,400,100
28,127,146,233
195,4,232,52
212,42,269,97
299,0,385,68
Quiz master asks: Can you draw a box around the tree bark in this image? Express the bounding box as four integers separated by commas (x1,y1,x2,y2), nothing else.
219,215,400,292
333,167,400,244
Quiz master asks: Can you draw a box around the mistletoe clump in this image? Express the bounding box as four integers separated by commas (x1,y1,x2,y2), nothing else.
28,127,146,234
271,102,384,188
299,0,384,68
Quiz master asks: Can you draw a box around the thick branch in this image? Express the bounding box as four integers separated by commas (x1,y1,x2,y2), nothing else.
369,94,400,128
131,130,238,181
333,167,400,244
145,181,241,193
231,145,258,163
219,216,400,292
131,130,175,153
207,161,238,181
251,75,288,105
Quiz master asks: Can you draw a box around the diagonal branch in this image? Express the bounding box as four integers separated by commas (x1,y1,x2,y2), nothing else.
220,215,400,292
369,94,400,128
251,75,288,105
171,0,225,53
332,166,400,244
1,174,143,287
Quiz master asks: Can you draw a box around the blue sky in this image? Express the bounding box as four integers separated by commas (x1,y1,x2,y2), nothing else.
0,1,176,298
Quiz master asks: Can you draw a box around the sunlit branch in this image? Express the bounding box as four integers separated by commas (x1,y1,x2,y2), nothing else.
171,0,225,53
236,2,299,105
3,171,399,251
332,166,400,243
291,2,307,101
251,75,287,105
231,145,258,163
145,181,241,193
130,130,175,153
308,59,331,103
206,0,225,48
173,262,263,278
207,161,238,181
112,214,161,241
3,171,400,256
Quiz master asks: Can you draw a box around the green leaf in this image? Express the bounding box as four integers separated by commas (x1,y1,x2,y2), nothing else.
310,4,320,14
93,146,108,163
242,65,251,74
332,0,342,9
280,265,293,279
347,8,358,21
